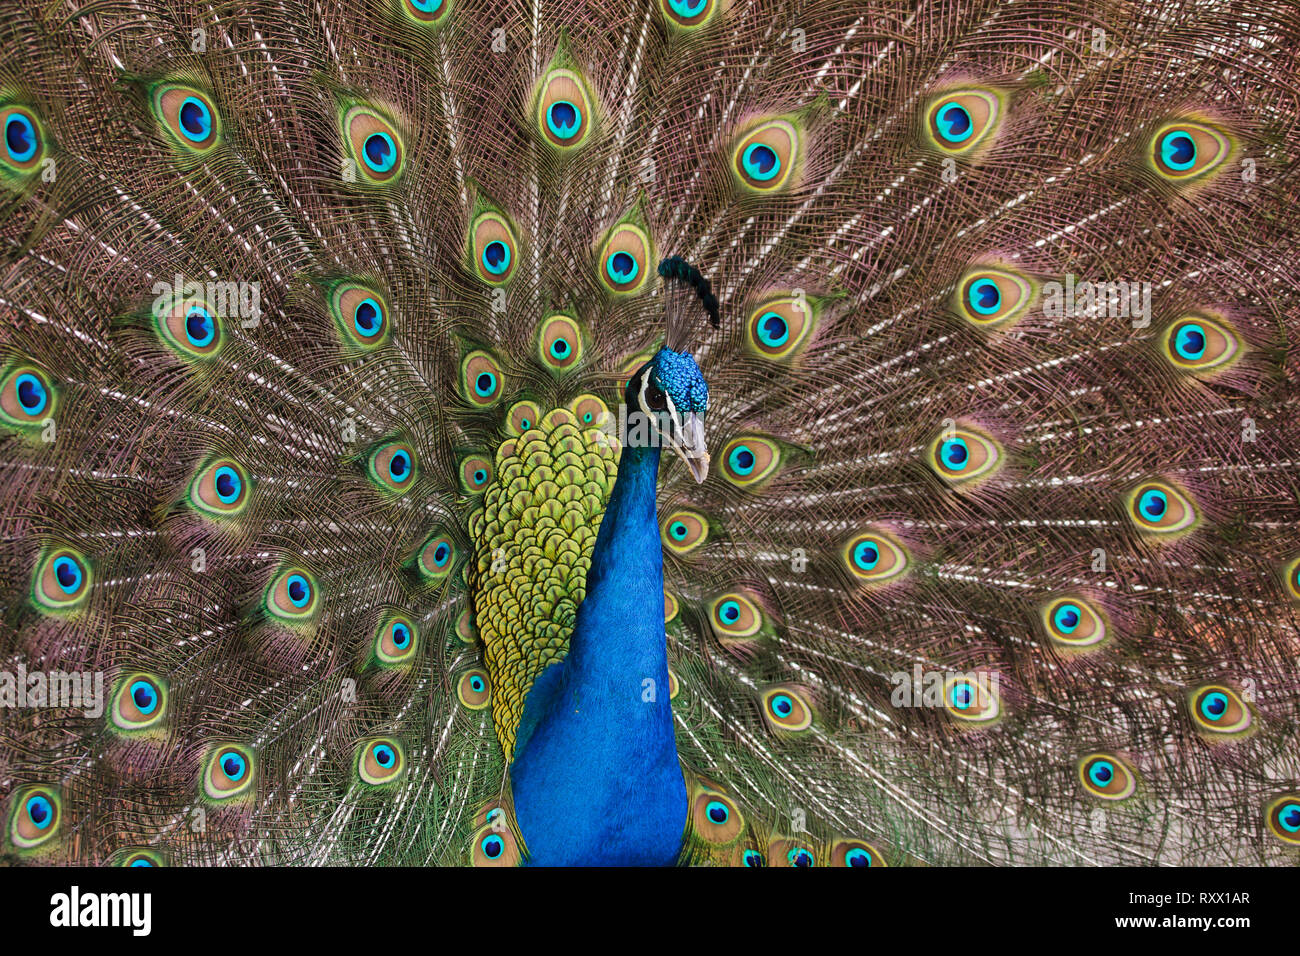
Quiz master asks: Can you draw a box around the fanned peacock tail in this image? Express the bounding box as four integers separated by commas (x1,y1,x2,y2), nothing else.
2,0,1300,866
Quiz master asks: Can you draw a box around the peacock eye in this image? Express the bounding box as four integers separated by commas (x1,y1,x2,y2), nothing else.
786,846,815,867
943,674,1001,724
927,425,1002,484
204,743,256,801
2,104,46,174
9,786,61,850
536,68,595,150
831,838,886,867
1162,315,1240,374
150,83,221,154
1039,596,1109,651
742,849,765,867
1266,794,1300,846
924,88,1005,156
357,737,405,786
1078,753,1137,801
1126,480,1198,537
374,614,419,665
1189,685,1252,736
111,673,168,733
341,104,405,184
1150,120,1233,182
956,266,1035,328
1,364,56,427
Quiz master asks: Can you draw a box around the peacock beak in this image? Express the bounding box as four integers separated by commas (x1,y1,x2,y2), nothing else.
666,411,709,483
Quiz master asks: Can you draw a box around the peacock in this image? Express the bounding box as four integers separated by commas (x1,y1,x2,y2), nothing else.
2,0,1300,868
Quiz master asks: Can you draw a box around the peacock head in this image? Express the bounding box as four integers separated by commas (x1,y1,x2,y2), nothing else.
626,348,710,483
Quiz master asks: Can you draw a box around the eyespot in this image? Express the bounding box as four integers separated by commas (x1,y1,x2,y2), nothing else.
661,509,709,555
1161,315,1240,374
110,673,167,733
203,743,255,801
357,737,406,786
367,442,417,495
150,84,221,153
732,119,799,192
506,400,541,436
1265,793,1300,846
943,673,1001,724
1189,685,1252,737
1039,596,1109,650
471,821,521,866
537,314,584,370
418,534,455,583
1150,120,1232,182
720,436,781,488
398,0,451,25
1,104,47,175
927,425,1002,484
328,282,391,349
536,68,595,150
1,364,55,428
455,608,477,645
342,104,404,184
459,350,505,408
597,223,652,294
660,0,719,28
745,295,818,360
460,454,493,494
568,394,611,431
760,684,814,734
1126,480,1198,537
154,298,223,360
457,669,491,709
842,530,909,585
956,267,1035,328
187,457,250,518
767,837,816,867
740,848,766,867
668,667,680,699
33,547,92,614
9,786,60,850
374,613,419,666
265,566,319,622
1283,556,1300,604
709,591,764,644
1078,753,1137,801
691,789,745,844
118,848,167,867
924,88,1004,155
469,210,518,285
831,838,886,867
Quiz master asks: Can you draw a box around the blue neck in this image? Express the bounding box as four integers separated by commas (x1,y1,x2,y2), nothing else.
510,442,687,865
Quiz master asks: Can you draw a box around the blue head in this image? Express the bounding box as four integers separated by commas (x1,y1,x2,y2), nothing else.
625,347,710,482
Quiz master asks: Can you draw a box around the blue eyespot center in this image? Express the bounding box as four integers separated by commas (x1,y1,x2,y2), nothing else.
743,849,765,866
936,102,972,143
178,97,212,142
53,555,83,594
286,574,311,608
546,100,580,139
940,437,969,469
482,241,511,275
1200,692,1228,720
391,623,410,648
388,449,411,482
550,338,570,358
1281,804,1300,832
373,744,395,768
670,521,688,540
845,847,872,866
950,683,974,709
434,543,449,565
1139,489,1168,520
221,752,247,781
130,680,158,714
130,859,154,867
757,312,790,347
853,541,879,570
968,278,1001,314
787,847,814,867
607,251,638,283
473,469,487,485
705,800,729,825
214,466,241,504
363,132,396,173
742,142,779,181
729,446,756,476
481,835,504,858
5,113,37,162
470,675,485,693
1053,604,1081,633
771,694,793,717
1161,132,1196,170
1174,323,1206,360
185,306,215,348
354,299,383,337
26,795,53,829
1089,760,1114,786
411,0,443,11
670,0,709,16
14,373,47,414
719,600,740,623
475,372,496,396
